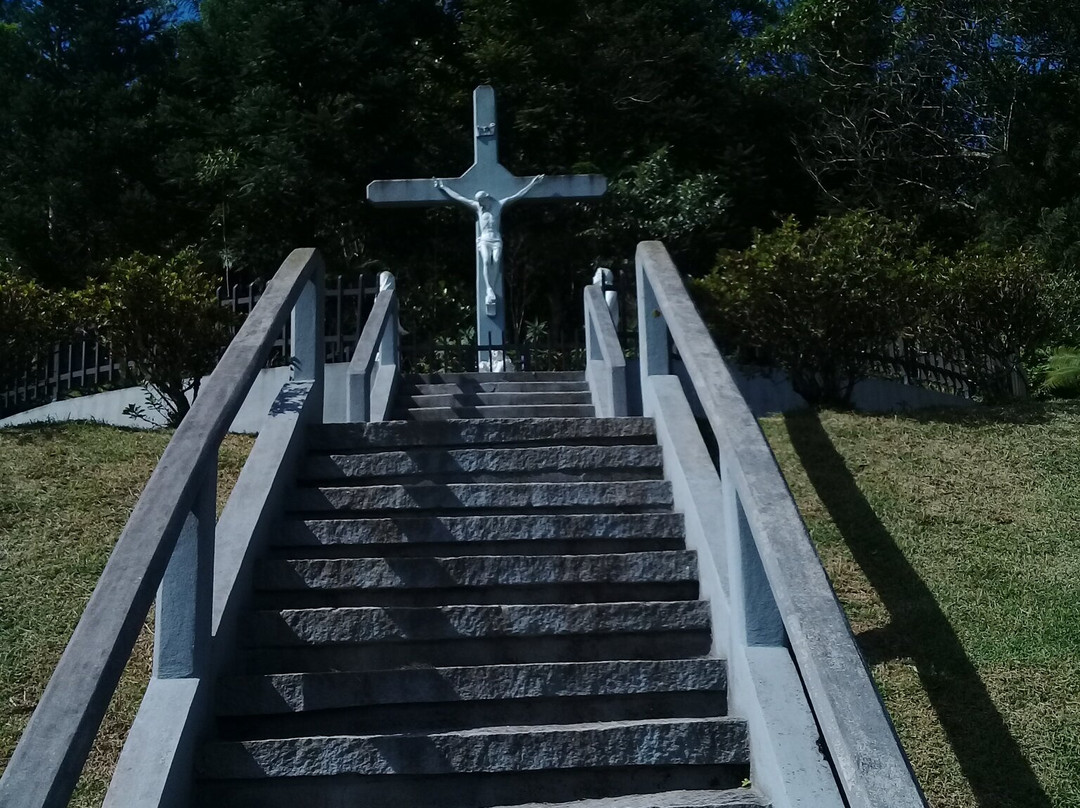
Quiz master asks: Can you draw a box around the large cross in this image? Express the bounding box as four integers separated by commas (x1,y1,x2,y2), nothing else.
367,85,607,369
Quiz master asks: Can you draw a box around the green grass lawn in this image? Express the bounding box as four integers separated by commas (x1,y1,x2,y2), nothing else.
0,422,252,806
761,404,1080,808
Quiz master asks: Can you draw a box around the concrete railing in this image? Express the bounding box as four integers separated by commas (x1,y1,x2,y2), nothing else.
0,248,326,808
347,274,399,422
584,283,627,417
635,241,927,808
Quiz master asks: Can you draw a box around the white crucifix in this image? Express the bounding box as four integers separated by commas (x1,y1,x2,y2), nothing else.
367,84,607,371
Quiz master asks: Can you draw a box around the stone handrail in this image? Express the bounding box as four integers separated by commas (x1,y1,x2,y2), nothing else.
584,283,627,417
635,241,926,808
347,279,399,422
0,248,325,808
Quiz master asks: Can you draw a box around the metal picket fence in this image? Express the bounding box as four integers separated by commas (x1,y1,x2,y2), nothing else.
0,274,376,419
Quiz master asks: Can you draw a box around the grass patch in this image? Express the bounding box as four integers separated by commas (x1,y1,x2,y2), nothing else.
761,404,1080,808
0,422,253,806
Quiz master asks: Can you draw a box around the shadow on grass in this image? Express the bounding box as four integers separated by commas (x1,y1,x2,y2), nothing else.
783,410,1050,808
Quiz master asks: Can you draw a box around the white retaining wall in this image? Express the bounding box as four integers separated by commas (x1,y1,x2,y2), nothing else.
0,364,352,434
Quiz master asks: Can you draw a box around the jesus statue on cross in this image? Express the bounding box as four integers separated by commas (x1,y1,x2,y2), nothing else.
434,174,544,314
366,85,606,371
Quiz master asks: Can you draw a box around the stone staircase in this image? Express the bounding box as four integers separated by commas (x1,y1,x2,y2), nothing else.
392,371,595,420
192,374,768,807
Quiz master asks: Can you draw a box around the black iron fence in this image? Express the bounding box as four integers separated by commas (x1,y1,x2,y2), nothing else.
0,274,377,419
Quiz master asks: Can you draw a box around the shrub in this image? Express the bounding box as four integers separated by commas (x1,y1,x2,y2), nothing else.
694,211,1066,406
693,211,928,407
84,250,237,426
918,245,1060,401
0,267,67,364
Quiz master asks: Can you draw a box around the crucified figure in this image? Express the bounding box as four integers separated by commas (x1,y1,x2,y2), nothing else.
434,174,545,313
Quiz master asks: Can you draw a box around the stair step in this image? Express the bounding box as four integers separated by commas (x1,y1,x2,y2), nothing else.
251,551,698,607
214,658,729,738
403,392,594,408
291,480,673,516
242,600,711,647
235,601,712,672
273,513,687,557
217,658,727,716
196,716,749,779
399,404,596,420
406,381,590,394
480,792,770,808
406,372,586,384
299,444,664,484
307,417,655,451
196,774,758,808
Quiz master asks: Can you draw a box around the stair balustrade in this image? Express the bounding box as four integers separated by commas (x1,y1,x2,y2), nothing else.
0,248,326,808
583,283,627,417
635,240,927,808
346,274,400,422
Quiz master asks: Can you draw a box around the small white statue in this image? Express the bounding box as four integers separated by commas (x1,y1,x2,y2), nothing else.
592,266,619,325
435,175,545,314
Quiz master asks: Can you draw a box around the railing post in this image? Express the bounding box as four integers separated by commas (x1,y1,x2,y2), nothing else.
154,455,216,679
721,465,785,648
381,294,400,372
636,258,669,377
291,260,325,421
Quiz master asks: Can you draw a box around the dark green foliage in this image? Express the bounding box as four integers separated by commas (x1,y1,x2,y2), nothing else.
0,264,67,364
6,0,1080,380
458,0,807,334
164,0,464,279
0,0,180,286
918,245,1063,401
82,250,237,425
1039,348,1080,397
694,211,927,407
695,212,1066,406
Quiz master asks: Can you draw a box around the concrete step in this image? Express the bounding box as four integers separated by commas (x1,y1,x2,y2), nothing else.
405,381,590,395
289,481,674,515
235,601,712,672
476,793,771,808
217,658,727,716
397,404,597,420
196,775,760,808
242,600,711,647
406,371,586,384
196,716,750,780
299,444,664,485
307,417,655,451
272,512,687,557
401,392,594,408
251,551,698,607
214,658,728,738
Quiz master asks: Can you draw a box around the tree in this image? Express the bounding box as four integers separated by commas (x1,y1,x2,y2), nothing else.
754,0,1056,244
163,0,464,280
457,0,808,339
0,0,182,286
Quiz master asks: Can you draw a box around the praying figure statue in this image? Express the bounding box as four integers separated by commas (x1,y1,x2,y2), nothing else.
434,174,545,314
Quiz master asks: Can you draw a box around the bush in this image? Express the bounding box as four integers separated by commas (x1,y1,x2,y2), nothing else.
918,245,1060,401
83,250,237,426
694,212,1066,406
0,266,67,364
693,211,928,407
